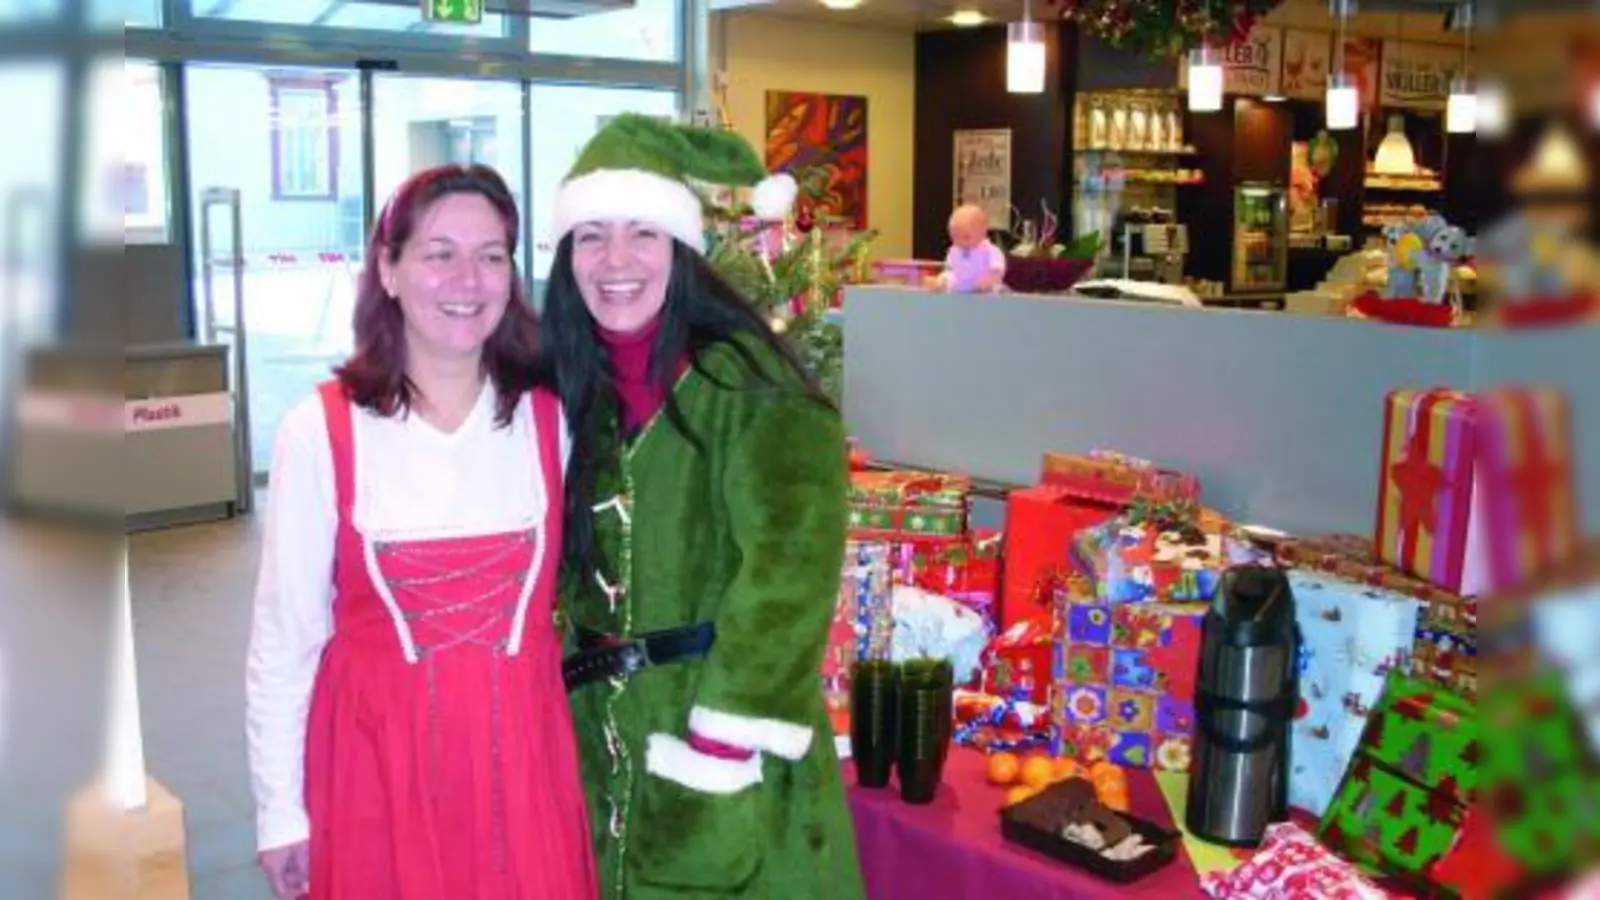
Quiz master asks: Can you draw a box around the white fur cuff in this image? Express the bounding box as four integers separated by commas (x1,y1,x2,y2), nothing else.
645,733,763,795
689,705,814,761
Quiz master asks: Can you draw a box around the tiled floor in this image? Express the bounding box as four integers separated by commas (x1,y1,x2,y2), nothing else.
129,505,273,900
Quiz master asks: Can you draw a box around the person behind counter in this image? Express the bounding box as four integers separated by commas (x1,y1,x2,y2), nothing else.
935,203,1007,293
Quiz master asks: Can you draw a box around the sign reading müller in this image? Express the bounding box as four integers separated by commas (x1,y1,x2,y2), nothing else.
125,393,232,433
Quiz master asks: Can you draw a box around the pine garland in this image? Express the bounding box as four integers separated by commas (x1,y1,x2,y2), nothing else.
1055,0,1285,59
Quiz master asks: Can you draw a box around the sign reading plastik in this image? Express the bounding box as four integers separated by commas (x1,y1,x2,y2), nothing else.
1380,41,1464,108
125,393,233,433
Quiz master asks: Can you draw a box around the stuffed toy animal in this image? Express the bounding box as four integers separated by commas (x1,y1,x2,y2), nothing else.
1417,220,1474,304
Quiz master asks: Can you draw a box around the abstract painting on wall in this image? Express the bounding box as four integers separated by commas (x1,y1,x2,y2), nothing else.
763,90,868,230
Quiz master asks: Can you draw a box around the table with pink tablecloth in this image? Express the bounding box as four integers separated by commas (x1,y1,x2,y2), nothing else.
846,748,1204,899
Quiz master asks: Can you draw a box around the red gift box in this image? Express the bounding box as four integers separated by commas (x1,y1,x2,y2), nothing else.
1000,486,1122,632
895,529,1001,624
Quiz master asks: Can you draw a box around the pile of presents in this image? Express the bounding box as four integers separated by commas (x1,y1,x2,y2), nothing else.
825,385,1590,897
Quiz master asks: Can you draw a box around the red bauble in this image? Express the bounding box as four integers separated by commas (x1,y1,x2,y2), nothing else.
795,208,816,233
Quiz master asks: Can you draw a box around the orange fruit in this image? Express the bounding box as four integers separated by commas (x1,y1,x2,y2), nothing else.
1052,757,1085,782
1005,784,1041,807
1088,759,1123,781
986,752,1021,786
1099,788,1130,813
1020,755,1056,790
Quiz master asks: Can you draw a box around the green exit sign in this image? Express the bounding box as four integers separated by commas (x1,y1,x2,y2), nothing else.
422,0,483,24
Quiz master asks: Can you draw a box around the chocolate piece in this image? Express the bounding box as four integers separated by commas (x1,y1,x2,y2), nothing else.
1086,803,1133,847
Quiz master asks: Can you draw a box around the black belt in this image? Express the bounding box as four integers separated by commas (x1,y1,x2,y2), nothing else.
562,622,716,693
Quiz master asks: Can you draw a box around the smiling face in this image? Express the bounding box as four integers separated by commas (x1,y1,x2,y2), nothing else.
379,191,514,366
570,219,673,334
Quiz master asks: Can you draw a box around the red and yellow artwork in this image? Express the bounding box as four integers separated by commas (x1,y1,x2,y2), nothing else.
763,90,868,229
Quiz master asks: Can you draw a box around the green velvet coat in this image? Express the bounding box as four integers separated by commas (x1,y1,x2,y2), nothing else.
561,334,865,900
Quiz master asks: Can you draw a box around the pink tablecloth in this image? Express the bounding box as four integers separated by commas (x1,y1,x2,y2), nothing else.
846,748,1204,899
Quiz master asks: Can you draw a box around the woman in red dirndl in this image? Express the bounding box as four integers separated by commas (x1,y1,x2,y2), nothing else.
246,164,597,899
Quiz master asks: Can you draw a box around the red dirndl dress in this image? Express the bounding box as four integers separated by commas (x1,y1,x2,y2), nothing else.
302,381,598,899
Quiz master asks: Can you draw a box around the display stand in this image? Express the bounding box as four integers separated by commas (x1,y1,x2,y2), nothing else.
58,549,191,900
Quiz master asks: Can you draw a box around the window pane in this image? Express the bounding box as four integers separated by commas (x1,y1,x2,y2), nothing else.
0,61,63,354
110,60,172,244
185,63,368,476
527,0,679,63
119,0,161,28
528,85,678,278
188,0,507,38
0,0,60,25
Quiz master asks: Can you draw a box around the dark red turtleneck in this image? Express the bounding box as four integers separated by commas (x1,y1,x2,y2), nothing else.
595,314,690,435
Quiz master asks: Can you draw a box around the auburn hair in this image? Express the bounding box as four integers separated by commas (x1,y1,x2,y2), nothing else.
334,164,548,428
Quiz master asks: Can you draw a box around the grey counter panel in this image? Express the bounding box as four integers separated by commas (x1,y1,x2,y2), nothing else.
842,287,1597,536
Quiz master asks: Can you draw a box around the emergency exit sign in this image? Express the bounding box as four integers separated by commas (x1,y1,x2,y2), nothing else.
423,0,483,24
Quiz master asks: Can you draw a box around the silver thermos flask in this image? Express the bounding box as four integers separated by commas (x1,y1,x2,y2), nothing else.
1185,565,1299,847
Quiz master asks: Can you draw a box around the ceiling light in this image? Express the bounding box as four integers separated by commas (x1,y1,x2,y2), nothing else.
1326,71,1359,130
1372,115,1418,176
1475,79,1508,137
1445,74,1476,134
818,0,861,9
1187,46,1222,112
948,9,986,26
1007,21,1045,94
1263,94,1286,103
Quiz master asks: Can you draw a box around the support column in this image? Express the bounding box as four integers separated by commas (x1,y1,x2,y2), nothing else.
682,0,715,125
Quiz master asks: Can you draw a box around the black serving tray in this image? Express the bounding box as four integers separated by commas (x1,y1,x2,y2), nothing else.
999,781,1182,884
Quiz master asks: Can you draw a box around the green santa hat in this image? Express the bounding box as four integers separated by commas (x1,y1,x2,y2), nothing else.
551,112,798,253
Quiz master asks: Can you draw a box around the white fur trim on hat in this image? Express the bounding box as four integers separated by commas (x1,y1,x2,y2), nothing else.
645,733,764,794
551,168,706,252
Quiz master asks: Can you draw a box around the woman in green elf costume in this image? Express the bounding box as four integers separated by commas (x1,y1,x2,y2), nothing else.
539,113,866,900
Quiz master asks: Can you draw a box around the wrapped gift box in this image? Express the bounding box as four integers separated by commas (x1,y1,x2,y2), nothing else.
953,689,1053,754
1200,821,1395,899
1319,671,1478,892
893,529,1001,630
847,469,969,542
977,618,1054,707
1071,505,1252,605
999,484,1125,632
1375,387,1577,597
1050,577,1206,771
823,541,893,734
1287,568,1424,817
1278,533,1478,700
1039,450,1201,509
1478,669,1600,879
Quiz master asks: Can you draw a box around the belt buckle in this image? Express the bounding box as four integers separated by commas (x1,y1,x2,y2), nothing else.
618,639,650,676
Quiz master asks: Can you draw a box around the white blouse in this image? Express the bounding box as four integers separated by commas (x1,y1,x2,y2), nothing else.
245,381,566,852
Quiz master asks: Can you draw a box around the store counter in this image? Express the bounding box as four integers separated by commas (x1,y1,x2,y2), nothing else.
847,748,1202,899
842,285,1600,536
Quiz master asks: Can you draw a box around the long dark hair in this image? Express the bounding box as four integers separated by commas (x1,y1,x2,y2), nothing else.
334,164,544,428
540,236,834,578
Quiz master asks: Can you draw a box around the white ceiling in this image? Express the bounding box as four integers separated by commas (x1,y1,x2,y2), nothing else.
710,0,1468,41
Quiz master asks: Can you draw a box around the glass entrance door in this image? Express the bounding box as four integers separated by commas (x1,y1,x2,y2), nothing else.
184,62,366,477
370,74,527,268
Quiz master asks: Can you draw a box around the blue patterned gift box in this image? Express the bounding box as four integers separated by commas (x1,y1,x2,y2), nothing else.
843,541,894,661
1288,568,1423,818
1050,586,1206,771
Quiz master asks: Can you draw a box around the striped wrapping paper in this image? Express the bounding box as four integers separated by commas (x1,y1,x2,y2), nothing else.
1374,387,1577,597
